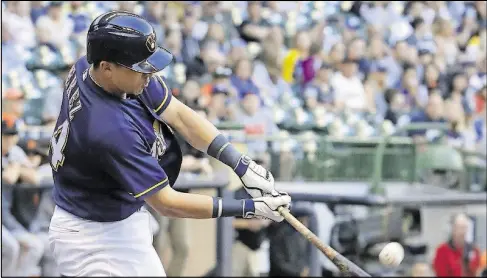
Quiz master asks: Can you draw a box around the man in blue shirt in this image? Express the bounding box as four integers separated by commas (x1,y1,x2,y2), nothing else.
407,91,447,139
47,11,291,276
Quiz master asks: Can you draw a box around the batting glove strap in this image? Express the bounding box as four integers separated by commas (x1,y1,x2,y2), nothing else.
234,155,251,177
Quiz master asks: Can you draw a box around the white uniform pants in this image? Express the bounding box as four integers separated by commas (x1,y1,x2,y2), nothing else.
48,206,166,276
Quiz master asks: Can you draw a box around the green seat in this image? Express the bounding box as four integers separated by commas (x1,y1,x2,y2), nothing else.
417,145,464,172
416,144,465,189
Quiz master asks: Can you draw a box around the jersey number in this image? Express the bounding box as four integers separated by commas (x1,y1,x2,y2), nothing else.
50,120,70,171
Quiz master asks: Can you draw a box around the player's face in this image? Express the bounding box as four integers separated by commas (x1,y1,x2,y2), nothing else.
108,64,152,95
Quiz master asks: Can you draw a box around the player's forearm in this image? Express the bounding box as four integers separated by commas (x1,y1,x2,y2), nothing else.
146,186,254,219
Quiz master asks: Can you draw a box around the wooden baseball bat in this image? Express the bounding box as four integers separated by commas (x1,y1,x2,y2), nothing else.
278,207,371,277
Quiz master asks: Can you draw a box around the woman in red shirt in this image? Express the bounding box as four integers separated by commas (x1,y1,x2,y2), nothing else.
433,214,481,277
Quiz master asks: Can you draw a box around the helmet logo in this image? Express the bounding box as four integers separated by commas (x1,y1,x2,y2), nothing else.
146,33,156,53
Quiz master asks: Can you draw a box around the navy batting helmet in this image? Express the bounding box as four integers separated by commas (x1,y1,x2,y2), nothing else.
87,11,173,74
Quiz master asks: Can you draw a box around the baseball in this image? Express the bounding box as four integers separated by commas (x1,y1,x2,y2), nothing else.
379,242,404,267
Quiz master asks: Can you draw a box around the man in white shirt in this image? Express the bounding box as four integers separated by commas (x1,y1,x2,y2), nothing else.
330,57,367,112
2,1,37,50
36,1,74,50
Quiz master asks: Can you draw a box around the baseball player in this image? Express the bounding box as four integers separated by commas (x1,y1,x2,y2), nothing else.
47,11,291,277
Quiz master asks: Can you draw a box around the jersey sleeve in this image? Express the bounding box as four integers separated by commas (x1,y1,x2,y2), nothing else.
100,126,170,200
146,75,173,117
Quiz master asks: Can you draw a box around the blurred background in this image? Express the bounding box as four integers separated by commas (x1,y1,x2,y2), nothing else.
1,1,486,277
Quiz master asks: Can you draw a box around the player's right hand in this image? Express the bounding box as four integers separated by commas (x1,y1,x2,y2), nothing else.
245,192,291,222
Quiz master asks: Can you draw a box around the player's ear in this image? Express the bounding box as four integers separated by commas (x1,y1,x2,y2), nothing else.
100,61,113,74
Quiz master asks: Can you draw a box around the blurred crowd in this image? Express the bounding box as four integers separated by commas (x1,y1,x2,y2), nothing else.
1,0,487,277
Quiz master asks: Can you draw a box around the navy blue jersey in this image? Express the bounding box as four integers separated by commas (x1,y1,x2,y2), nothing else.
49,56,178,222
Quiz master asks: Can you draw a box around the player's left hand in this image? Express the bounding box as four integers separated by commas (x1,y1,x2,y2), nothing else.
236,155,277,198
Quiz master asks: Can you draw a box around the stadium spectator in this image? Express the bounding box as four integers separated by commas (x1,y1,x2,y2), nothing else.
164,27,183,62
433,213,481,277
179,79,205,110
285,31,312,84
227,39,249,68
434,18,460,66
199,1,237,42
383,88,408,126
407,91,447,140
325,42,346,72
365,61,389,116
68,0,91,48
302,63,335,110
231,58,260,99
252,43,293,106
30,1,47,24
234,90,278,167
210,66,237,99
17,138,59,276
294,34,323,88
204,22,231,55
330,57,368,112
423,63,448,97
2,1,37,50
181,8,201,65
35,1,74,50
399,65,429,111
238,1,270,43
1,21,30,74
2,90,27,128
207,86,232,124
346,37,368,77
384,40,410,88
407,17,431,47
1,116,45,276
185,40,225,82
444,98,476,150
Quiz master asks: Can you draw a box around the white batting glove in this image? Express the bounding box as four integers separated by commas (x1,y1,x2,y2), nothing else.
236,155,278,198
244,192,291,222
